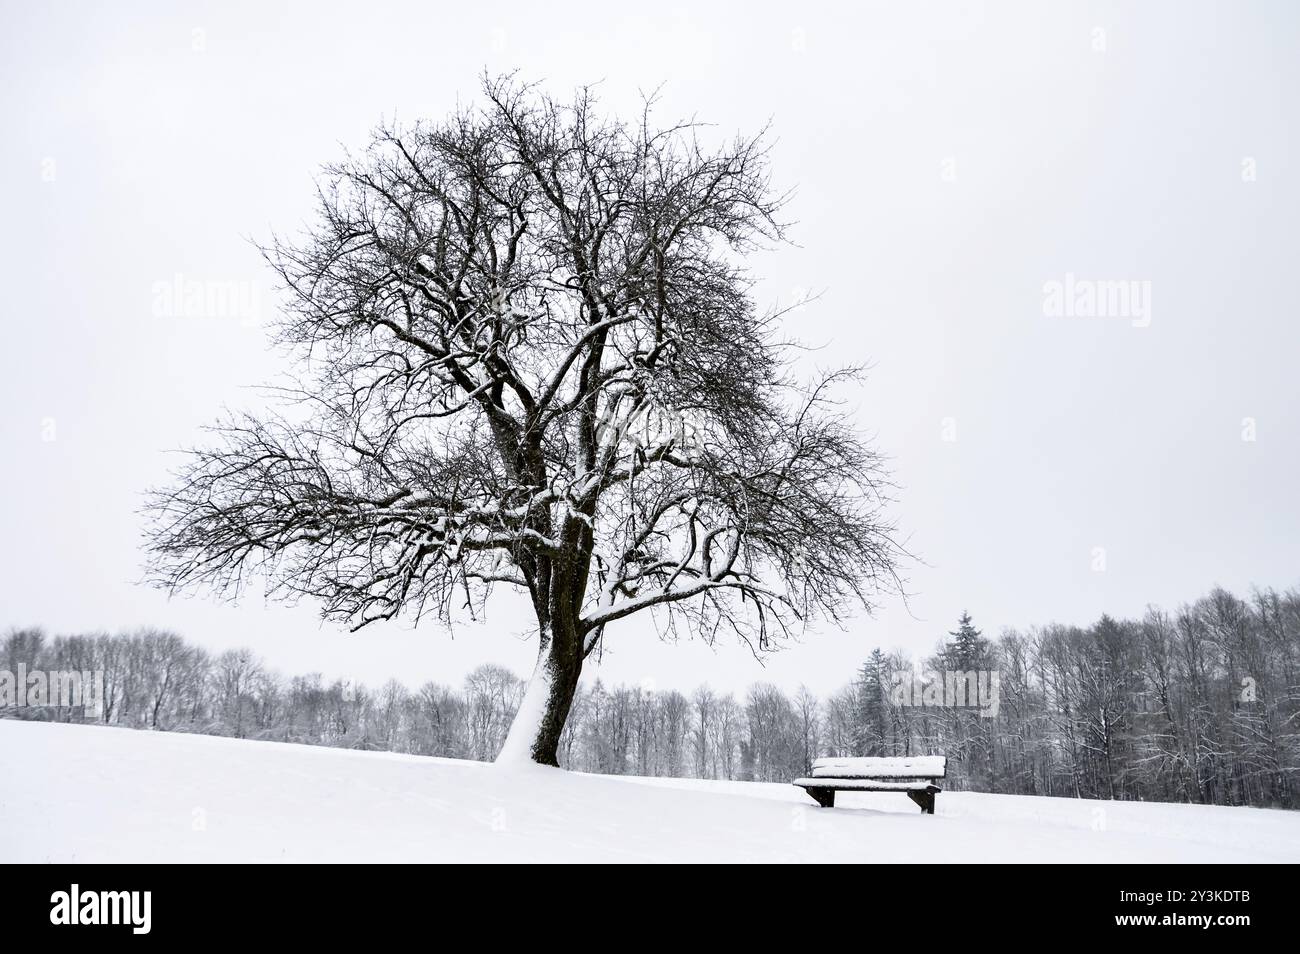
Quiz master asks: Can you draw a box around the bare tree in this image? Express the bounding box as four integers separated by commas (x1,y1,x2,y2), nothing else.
794,685,821,774
144,75,901,765
463,663,522,759
212,648,262,739
137,628,188,729
691,685,716,777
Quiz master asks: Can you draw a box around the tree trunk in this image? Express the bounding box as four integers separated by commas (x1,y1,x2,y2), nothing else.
496,616,584,766
496,521,593,766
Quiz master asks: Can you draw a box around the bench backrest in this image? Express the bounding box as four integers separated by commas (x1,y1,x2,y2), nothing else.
811,756,947,779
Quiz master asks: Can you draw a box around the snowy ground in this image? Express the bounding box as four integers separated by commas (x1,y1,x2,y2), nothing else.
4,720,1297,863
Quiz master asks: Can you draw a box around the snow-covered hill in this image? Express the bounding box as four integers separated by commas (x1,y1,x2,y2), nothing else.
3,720,1296,863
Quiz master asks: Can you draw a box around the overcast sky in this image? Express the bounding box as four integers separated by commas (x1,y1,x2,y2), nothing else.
2,0,1297,696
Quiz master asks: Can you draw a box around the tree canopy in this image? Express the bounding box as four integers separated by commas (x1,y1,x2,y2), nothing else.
144,76,903,763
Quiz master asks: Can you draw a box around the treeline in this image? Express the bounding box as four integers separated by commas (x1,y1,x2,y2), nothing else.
3,582,1297,808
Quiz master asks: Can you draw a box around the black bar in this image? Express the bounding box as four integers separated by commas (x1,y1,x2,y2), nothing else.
2,863,1281,941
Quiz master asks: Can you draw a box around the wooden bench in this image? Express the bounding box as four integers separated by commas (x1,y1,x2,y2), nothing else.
793,756,947,814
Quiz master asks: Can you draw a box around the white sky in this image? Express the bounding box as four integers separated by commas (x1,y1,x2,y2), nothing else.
2,0,1298,697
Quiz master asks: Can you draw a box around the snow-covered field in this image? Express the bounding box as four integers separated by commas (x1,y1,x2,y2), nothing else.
4,720,1297,863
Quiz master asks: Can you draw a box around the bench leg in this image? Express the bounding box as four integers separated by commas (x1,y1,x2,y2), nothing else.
806,787,835,808
906,789,936,815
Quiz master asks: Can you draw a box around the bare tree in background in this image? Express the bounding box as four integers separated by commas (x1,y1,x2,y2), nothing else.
144,75,902,766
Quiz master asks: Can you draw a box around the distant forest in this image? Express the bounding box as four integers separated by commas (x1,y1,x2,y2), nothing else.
5,581,1298,809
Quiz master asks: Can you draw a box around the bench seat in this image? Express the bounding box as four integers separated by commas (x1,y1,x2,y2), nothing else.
810,756,946,779
793,755,947,813
791,777,937,792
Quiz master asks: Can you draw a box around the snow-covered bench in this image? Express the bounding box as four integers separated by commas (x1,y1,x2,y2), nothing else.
793,756,947,814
